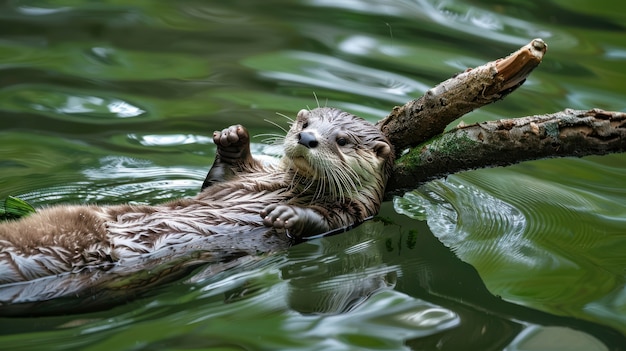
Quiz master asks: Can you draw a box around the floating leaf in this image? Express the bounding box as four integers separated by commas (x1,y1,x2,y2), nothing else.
0,196,37,221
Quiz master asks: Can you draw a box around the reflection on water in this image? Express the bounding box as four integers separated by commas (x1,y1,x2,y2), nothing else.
49,95,144,118
1,0,625,349
396,160,626,336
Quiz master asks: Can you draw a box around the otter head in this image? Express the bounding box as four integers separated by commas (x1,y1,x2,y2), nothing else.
283,107,394,202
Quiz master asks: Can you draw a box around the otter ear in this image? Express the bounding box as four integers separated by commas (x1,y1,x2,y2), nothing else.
373,141,391,159
297,109,309,119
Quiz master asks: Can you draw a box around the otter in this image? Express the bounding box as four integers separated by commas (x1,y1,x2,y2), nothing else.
0,107,394,311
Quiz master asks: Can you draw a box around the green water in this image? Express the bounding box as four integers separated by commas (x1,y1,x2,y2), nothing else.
1,0,625,350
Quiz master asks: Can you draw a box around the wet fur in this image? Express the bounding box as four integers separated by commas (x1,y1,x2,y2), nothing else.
0,107,394,287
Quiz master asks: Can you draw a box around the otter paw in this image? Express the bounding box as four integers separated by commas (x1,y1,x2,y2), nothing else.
213,124,250,148
261,204,300,230
213,125,251,163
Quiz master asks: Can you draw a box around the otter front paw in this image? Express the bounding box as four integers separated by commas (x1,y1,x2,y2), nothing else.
213,124,251,164
202,124,254,190
261,204,329,237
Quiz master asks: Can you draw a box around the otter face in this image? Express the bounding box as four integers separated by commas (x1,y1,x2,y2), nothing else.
283,107,393,200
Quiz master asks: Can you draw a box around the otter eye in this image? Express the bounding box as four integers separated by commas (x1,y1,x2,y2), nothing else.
302,121,308,129
336,137,347,146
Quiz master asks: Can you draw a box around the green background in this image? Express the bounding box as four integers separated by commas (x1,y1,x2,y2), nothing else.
0,0,625,350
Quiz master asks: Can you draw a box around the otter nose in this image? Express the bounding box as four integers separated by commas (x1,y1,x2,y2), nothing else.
297,132,318,148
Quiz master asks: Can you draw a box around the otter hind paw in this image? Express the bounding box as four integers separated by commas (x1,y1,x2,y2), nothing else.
261,204,329,237
261,204,297,229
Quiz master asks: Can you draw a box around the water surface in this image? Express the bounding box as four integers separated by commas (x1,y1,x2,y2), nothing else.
1,0,625,350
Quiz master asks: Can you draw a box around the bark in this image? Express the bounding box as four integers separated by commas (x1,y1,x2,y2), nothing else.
378,39,626,197
386,109,626,196
376,38,548,151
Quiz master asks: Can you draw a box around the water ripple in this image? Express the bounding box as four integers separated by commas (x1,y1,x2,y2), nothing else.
308,0,576,47
6,155,205,206
127,133,213,147
243,51,427,103
395,180,556,275
0,85,146,121
395,158,626,329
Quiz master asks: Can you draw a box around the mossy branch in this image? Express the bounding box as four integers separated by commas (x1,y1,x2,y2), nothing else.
386,109,626,196
379,39,625,197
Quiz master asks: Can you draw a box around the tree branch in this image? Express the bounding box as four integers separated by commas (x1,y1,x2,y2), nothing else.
376,38,548,151
377,39,624,198
385,109,626,196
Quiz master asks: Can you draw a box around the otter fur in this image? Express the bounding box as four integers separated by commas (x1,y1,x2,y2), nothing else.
0,107,394,309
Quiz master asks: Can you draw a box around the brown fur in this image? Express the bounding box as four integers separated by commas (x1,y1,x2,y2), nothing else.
0,107,394,293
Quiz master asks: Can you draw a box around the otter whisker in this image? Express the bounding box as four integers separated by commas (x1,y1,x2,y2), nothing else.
327,169,342,203
308,159,327,202
264,118,290,134
313,92,321,109
275,112,294,123
255,133,285,146
327,161,342,201
313,159,328,200
345,163,362,190
321,158,346,203
336,164,351,198
333,174,346,202
286,160,301,189
334,163,354,203
290,163,316,197
310,169,324,201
